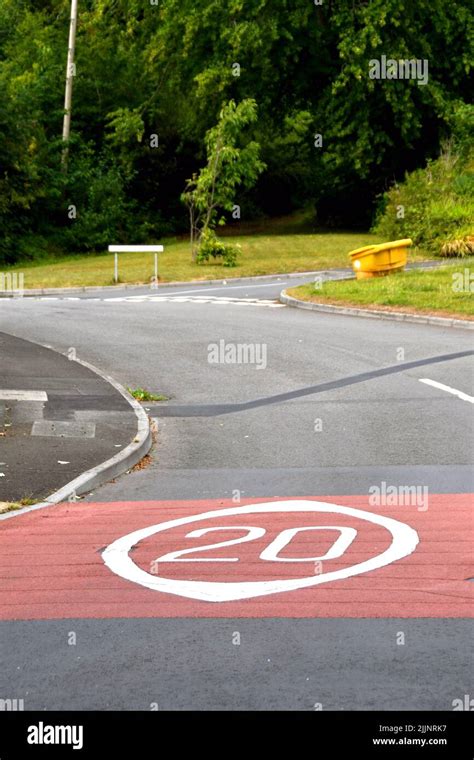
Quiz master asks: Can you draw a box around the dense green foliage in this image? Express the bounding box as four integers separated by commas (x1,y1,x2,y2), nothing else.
0,0,472,264
373,105,474,255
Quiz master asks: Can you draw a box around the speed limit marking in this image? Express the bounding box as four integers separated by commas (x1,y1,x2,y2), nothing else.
1,494,471,620
102,500,419,602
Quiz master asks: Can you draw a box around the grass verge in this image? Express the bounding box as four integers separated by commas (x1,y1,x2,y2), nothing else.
286,262,474,320
2,212,432,289
0,497,36,514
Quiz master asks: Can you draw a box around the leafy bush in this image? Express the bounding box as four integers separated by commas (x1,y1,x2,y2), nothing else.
196,229,240,267
373,147,474,255
372,106,474,256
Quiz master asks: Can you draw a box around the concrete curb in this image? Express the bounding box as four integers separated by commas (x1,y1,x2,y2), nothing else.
0,354,152,521
279,290,474,330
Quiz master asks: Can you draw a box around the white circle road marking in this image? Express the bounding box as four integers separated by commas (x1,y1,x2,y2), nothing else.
102,500,419,603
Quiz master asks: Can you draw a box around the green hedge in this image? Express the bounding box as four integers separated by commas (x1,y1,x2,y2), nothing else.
373,106,474,256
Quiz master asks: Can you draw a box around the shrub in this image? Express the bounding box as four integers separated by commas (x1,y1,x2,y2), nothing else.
372,143,474,256
441,236,474,257
196,228,240,267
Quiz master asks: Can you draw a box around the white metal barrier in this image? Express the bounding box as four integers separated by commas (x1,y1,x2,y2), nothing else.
108,245,164,284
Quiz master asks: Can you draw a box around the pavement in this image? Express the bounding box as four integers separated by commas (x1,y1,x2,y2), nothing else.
0,332,138,504
0,272,472,711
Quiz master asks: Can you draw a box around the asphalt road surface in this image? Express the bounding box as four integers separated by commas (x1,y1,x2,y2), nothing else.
0,275,472,710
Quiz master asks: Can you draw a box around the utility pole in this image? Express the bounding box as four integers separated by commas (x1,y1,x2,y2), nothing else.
61,0,78,169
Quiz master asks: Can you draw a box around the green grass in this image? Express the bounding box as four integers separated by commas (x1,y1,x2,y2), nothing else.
0,496,36,514
287,262,474,319
127,387,169,402
0,503,21,514
2,213,432,289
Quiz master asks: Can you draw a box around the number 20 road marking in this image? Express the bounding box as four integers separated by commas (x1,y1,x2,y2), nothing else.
155,525,357,563
102,501,419,603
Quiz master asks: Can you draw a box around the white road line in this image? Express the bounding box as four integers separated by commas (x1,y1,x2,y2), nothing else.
419,378,474,404
0,390,48,401
99,295,284,307
151,282,287,296
28,294,285,307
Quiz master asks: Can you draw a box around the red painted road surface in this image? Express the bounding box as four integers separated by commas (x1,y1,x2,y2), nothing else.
0,495,472,620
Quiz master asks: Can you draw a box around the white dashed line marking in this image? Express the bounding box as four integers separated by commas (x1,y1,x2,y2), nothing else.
34,295,285,308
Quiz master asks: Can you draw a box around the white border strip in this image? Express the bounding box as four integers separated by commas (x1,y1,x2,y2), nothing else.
0,354,151,520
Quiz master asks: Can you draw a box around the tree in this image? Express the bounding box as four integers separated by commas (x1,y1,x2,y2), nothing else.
181,99,265,261
0,1,472,263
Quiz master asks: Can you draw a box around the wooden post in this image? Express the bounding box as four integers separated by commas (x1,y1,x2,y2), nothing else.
61,0,79,169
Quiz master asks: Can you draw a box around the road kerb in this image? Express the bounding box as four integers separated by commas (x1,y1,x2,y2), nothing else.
0,353,152,521
279,290,474,330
